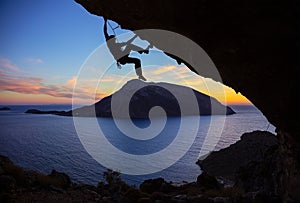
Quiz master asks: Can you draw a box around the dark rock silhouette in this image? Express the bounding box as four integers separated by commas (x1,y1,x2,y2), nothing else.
0,107,10,111
75,0,298,137
140,178,176,194
196,172,222,190
25,109,70,116
198,131,280,197
74,1,299,200
0,154,280,202
198,131,277,179
71,79,235,118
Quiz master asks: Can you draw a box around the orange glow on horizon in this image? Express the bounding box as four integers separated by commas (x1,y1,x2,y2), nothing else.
0,86,251,106
0,91,72,105
224,92,251,105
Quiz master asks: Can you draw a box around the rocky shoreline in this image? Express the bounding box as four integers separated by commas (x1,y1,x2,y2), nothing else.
0,155,242,203
198,131,281,200
1,131,285,202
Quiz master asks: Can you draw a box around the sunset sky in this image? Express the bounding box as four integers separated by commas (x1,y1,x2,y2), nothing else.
0,0,250,105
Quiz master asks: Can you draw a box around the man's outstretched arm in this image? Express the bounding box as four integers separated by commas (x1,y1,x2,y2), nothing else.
103,18,109,41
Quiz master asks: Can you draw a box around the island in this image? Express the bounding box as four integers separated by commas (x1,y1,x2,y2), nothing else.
25,109,70,116
0,107,11,111
25,80,235,118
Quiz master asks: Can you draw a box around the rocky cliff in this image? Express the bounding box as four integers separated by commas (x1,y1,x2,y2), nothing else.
197,131,282,200
74,0,298,136
74,0,300,201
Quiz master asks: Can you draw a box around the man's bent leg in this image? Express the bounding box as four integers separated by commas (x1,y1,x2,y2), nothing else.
125,57,146,81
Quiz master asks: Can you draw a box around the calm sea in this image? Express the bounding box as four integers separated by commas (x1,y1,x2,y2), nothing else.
0,104,275,186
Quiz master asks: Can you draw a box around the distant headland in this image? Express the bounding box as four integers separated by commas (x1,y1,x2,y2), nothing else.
0,107,11,111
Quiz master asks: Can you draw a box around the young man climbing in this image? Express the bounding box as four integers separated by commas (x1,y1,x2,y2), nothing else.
103,18,149,81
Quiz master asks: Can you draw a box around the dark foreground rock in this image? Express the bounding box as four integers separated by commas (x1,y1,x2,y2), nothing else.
0,154,281,203
198,131,284,201
198,131,277,180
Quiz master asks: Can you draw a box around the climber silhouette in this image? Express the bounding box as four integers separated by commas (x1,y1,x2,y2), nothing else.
103,18,149,81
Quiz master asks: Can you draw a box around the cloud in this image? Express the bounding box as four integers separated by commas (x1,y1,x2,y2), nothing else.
151,65,177,75
0,58,99,101
0,74,70,98
0,57,21,72
146,65,192,79
95,92,109,99
26,57,44,64
0,69,102,101
0,58,54,97
67,76,77,86
98,74,134,83
183,78,205,86
97,76,115,83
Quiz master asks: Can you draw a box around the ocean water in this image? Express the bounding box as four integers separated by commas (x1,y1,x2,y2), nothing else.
0,104,275,186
